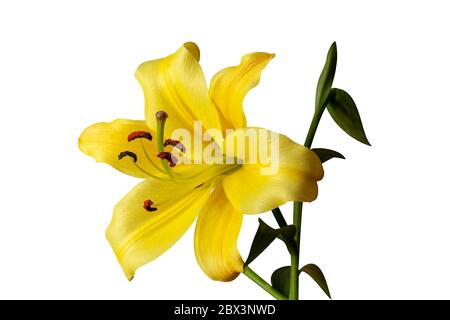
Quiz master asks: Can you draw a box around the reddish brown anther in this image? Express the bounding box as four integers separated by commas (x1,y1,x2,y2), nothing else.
163,139,186,153
157,151,177,167
118,151,137,162
143,199,157,212
127,131,153,142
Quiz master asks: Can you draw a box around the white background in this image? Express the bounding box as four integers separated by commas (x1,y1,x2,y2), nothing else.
1,0,449,299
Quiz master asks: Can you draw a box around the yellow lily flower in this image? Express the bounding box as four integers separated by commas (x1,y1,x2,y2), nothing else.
79,42,324,282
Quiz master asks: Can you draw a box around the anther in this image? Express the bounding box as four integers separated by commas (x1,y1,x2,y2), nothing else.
163,139,186,153
157,151,177,167
143,199,157,212
118,151,137,162
128,131,153,142
156,111,168,121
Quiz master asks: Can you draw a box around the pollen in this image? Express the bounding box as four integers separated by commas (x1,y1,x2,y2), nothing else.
143,199,157,212
163,139,186,153
128,131,153,142
157,151,177,167
118,151,137,162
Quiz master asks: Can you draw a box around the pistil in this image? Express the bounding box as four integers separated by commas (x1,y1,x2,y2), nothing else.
156,111,175,179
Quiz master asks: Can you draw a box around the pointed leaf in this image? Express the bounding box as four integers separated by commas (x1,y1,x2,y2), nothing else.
271,266,291,297
245,219,297,266
315,42,337,111
300,264,331,299
327,88,371,145
312,148,345,163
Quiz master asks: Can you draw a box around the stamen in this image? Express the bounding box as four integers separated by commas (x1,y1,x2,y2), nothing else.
157,151,177,167
174,163,242,181
139,139,166,174
132,162,171,181
156,110,175,180
164,139,186,153
118,151,137,162
118,151,170,180
128,131,153,142
143,199,157,212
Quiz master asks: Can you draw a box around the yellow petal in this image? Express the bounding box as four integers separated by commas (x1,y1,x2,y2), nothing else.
79,119,162,178
194,182,243,281
222,127,324,214
106,178,211,280
210,52,275,130
136,42,222,137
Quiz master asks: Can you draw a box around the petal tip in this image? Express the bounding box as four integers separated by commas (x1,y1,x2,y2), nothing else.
78,123,100,155
78,133,85,153
212,270,242,282
183,42,200,61
105,226,136,281
242,51,275,64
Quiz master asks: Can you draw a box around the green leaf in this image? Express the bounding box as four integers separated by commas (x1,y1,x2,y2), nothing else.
327,88,371,145
271,266,291,297
300,264,331,299
245,219,297,266
312,148,345,163
315,42,337,111
271,264,331,299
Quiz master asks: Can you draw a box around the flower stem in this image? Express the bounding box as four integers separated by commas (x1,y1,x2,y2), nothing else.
304,108,324,149
289,106,325,300
289,202,302,299
243,266,287,300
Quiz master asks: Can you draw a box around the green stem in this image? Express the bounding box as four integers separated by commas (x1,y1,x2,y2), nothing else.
289,105,326,300
272,207,287,227
243,266,287,300
304,107,325,149
289,202,302,299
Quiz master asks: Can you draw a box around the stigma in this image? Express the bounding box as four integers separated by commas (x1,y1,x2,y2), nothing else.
156,110,168,120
